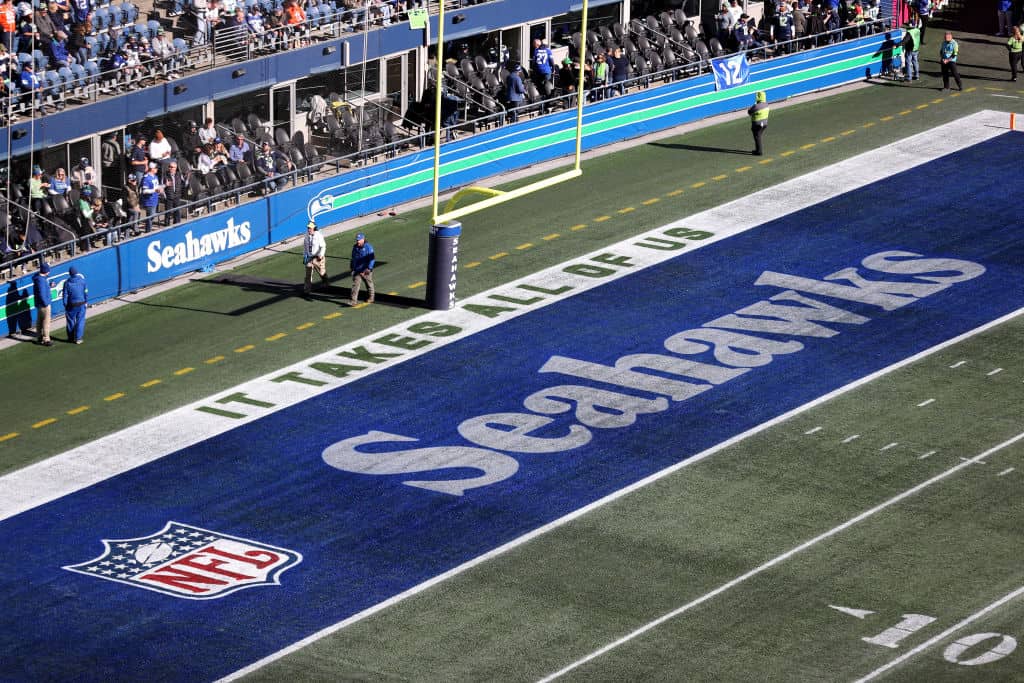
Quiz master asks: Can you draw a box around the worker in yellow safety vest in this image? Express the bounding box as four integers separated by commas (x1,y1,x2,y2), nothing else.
748,90,770,156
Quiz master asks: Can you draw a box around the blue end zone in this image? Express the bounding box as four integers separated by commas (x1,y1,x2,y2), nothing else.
2,133,1023,681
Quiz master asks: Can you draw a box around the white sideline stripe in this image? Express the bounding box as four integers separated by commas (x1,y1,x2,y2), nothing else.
805,426,823,435
987,367,1004,376
917,398,935,407
538,430,1024,683
2,113,1008,524
842,434,860,444
998,467,1015,476
918,450,937,459
853,584,1024,682
950,360,967,368
223,304,1024,682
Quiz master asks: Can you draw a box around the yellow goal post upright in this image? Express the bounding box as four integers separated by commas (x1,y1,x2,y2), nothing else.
430,0,590,225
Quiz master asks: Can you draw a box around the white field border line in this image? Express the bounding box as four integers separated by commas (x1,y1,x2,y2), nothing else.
0,110,1007,524
538,429,1024,683
221,304,1024,682
854,584,1024,682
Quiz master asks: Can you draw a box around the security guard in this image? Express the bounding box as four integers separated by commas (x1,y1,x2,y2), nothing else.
32,262,53,346
939,31,962,92
349,232,375,306
62,266,88,344
748,90,770,156
302,220,328,294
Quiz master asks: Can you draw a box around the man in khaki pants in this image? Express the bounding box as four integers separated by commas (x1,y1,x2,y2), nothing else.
303,221,328,294
32,262,53,347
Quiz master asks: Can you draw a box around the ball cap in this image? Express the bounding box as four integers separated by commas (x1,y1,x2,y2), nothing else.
307,220,317,229
39,262,50,274
355,232,365,241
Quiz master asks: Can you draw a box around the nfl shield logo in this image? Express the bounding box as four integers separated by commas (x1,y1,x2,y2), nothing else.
63,521,302,600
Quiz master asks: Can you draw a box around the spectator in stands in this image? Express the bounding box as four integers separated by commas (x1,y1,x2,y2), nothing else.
69,0,90,27
609,47,629,96
221,0,237,17
211,137,231,183
245,5,267,50
255,141,279,193
591,53,608,101
222,6,243,29
100,48,127,93
558,57,577,105
198,117,218,147
76,185,96,241
728,0,743,23
51,0,69,24
35,4,56,45
228,133,250,168
121,173,141,232
129,135,149,182
122,35,145,87
283,0,306,48
48,166,69,196
28,166,49,214
49,30,72,69
18,62,47,114
197,142,215,174
150,27,176,78
0,0,16,54
163,160,187,224
343,0,365,28
149,129,174,176
182,120,202,163
16,7,39,55
71,156,96,192
140,162,162,232
68,22,87,64
715,3,734,44
775,3,795,53
505,63,525,122
265,5,285,48
736,13,762,51
90,193,110,233
531,38,553,89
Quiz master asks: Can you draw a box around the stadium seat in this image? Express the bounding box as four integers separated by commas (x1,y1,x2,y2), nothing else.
93,6,110,31
121,1,138,25
147,20,161,38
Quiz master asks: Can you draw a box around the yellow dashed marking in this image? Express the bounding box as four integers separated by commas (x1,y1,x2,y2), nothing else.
205,355,225,364
516,242,534,250
32,418,57,429
950,92,961,98
690,181,706,189
104,392,126,402
174,367,195,376
490,252,509,260
352,302,370,309
641,198,660,206
966,87,977,92
821,136,836,143
780,150,795,157
617,207,636,214
880,115,895,121
841,129,857,136
295,323,315,331
387,291,399,296
594,215,611,222
141,379,162,388
408,281,426,289
712,174,728,181
758,158,774,164
234,344,255,353
466,261,481,269
736,166,752,172
66,405,90,415
899,110,913,115
0,433,19,442
862,122,877,128
323,312,343,320
665,189,685,197
915,104,929,110
932,98,944,104
801,143,816,150
266,332,288,341
570,223,588,231
543,233,561,241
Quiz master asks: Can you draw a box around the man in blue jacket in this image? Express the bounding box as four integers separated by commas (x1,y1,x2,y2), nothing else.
32,261,53,346
349,232,375,306
140,162,163,232
62,265,87,344
506,64,526,123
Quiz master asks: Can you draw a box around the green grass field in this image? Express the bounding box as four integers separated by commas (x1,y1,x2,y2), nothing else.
4,15,1024,681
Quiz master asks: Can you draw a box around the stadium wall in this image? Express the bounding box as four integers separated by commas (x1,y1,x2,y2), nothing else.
0,31,900,335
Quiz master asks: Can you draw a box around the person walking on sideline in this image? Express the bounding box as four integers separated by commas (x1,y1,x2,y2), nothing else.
32,262,53,346
349,232,375,306
1008,26,1023,81
939,31,962,92
303,220,328,294
62,266,87,344
748,90,770,156
903,21,921,81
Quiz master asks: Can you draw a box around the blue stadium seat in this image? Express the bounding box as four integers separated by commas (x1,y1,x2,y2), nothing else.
107,3,125,28
68,62,85,94
83,59,100,85
32,49,47,71
134,22,148,38
147,19,161,38
121,1,138,25
96,31,110,55
306,4,320,27
17,53,33,69
93,6,110,31
172,37,189,67
85,35,99,59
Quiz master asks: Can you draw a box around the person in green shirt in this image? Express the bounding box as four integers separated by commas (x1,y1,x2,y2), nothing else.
903,22,921,82
1009,26,1023,82
748,90,770,157
28,166,48,215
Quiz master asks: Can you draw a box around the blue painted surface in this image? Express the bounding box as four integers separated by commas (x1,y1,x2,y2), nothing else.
0,134,1020,681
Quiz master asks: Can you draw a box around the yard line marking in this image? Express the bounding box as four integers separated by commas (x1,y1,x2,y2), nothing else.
960,457,986,465
323,312,343,320
949,360,966,368
407,281,426,289
0,433,18,443
538,429,1024,683
711,174,728,181
998,467,1015,476
990,93,1020,99
594,215,612,222
104,393,125,402
735,166,753,172
917,398,935,407
516,243,534,250
854,584,1024,682
665,189,684,197
804,426,822,435
987,367,1003,376
32,418,57,429
174,367,195,376
465,261,481,269
918,450,936,459
543,234,561,241
234,345,255,353
842,434,860,444
880,442,898,452
140,379,162,388
570,224,588,231
780,150,795,157
690,181,706,188
265,333,288,342
641,198,660,206
489,252,509,260
880,115,895,121
205,355,225,364
66,406,89,415
617,207,636,214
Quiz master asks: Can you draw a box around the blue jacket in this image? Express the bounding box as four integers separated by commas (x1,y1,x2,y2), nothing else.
141,173,161,207
62,273,87,306
1001,0,1013,11
32,273,51,309
506,71,526,103
940,38,958,61
350,241,375,273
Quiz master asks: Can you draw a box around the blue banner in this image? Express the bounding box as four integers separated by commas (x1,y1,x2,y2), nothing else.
712,53,751,90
